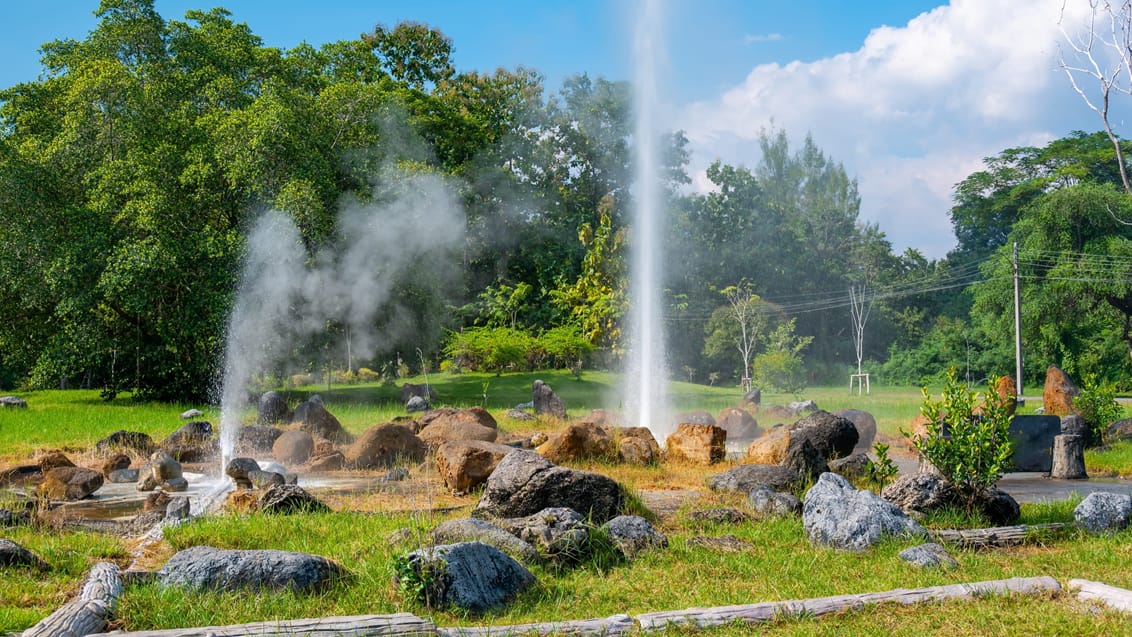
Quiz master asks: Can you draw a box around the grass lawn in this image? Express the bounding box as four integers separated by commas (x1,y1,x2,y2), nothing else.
2,373,1132,635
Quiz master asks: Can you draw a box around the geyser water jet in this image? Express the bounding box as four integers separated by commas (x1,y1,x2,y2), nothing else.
624,0,672,442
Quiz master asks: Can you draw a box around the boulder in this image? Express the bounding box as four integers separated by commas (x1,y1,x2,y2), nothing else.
107,468,139,483
430,518,541,565
1043,365,1080,417
396,542,536,612
37,466,103,500
258,391,290,424
505,408,535,422
248,469,285,490
746,427,792,464
790,410,858,461
0,465,40,487
1107,418,1132,443
0,539,46,570
803,472,926,551
162,476,189,492
665,423,726,465
977,487,1020,526
783,437,828,480
675,411,716,426
257,484,331,514
0,396,28,408
579,409,620,427
345,423,426,469
166,497,191,521
273,430,315,466
899,543,958,569
99,453,131,478
742,388,762,406
307,451,346,472
158,545,345,592
234,426,284,456
787,400,819,415
882,473,957,516
405,396,429,413
829,453,871,480
536,421,614,463
37,450,75,472
688,508,749,524
94,430,155,454
138,451,183,493
708,464,802,494
602,515,668,559
993,376,1018,418
0,507,32,527
716,407,761,441
1074,492,1132,534
747,485,802,517
435,440,516,494
292,399,351,444
225,457,261,489
472,450,624,523
161,421,217,462
417,408,499,447
497,507,592,565
833,409,878,452
180,408,204,419
399,383,435,403
532,380,567,418
616,427,661,465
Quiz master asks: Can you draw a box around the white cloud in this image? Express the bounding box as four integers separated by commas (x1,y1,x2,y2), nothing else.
680,0,1102,259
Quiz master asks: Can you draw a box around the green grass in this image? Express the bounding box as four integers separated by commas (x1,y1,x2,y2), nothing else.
1086,440,1132,478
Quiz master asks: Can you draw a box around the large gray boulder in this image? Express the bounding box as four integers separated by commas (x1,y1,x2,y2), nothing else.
258,391,290,424
899,543,958,569
803,472,926,551
396,542,536,612
602,515,668,559
472,449,623,523
708,464,801,494
0,539,47,569
882,473,957,516
292,398,351,444
158,546,345,592
257,484,331,514
532,380,567,418
430,518,541,565
790,410,859,461
234,425,284,456
1074,492,1132,534
747,485,802,517
497,507,592,565
834,408,878,452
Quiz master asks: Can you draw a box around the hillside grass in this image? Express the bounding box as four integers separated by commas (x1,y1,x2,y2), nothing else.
2,374,1132,634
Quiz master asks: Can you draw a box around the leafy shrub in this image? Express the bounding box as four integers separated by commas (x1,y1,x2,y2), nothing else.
1076,374,1124,446
537,325,594,369
444,327,535,374
907,368,1013,512
356,367,380,383
751,320,812,393
864,443,898,491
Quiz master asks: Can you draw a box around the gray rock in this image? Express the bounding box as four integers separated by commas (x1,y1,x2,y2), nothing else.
977,487,1020,526
397,541,536,612
162,476,189,492
226,457,261,489
257,484,330,514
248,469,285,490
505,408,535,422
0,508,32,527
165,497,191,521
674,411,716,426
108,468,140,483
0,396,28,408
406,395,429,413
0,538,46,569
834,409,878,452
180,408,204,419
292,399,350,444
235,425,283,456
899,543,958,569
159,545,345,592
747,485,802,517
803,472,926,551
258,391,290,424
790,410,858,461
37,466,103,500
783,437,828,480
829,453,871,480
685,535,754,552
432,518,541,565
602,515,667,559
882,473,957,516
1074,492,1132,534
787,400,819,415
497,507,592,565
716,407,761,441
95,430,155,454
688,508,750,524
532,380,567,419
742,388,762,406
708,464,802,494
1107,418,1132,443
473,450,623,524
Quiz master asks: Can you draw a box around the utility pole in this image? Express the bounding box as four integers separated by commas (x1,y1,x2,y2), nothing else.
1013,242,1023,397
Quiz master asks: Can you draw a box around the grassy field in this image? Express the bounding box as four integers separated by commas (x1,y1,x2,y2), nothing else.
2,373,1132,635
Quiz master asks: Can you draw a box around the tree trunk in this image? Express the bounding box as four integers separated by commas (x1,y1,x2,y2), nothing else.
1051,433,1087,479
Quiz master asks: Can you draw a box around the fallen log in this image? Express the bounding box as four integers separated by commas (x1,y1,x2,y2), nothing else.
1069,579,1132,613
635,576,1061,631
930,523,1070,548
87,613,437,637
23,562,123,637
438,614,634,637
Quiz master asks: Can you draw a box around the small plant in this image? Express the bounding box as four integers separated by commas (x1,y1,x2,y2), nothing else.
392,551,447,608
864,442,898,490
907,367,1014,513
1076,374,1123,447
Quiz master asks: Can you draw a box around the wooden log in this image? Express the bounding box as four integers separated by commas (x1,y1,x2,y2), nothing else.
635,576,1061,631
930,523,1070,548
87,613,437,637
1069,579,1132,613
24,562,123,637
1051,434,1088,479
438,615,634,637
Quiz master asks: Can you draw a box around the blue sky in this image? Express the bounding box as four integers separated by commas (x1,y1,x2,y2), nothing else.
0,1,1112,257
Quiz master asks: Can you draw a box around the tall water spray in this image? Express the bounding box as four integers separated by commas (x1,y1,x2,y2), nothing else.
625,0,672,441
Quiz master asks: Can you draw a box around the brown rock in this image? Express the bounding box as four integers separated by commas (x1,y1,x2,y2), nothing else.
536,422,614,463
666,423,726,465
273,430,315,466
100,453,131,478
834,409,878,452
417,408,498,447
307,451,345,472
717,407,761,441
344,423,426,469
435,440,516,494
995,375,1018,417
36,450,75,473
746,426,792,464
292,399,352,444
1043,366,1080,416
579,409,621,427
616,427,661,464
36,466,103,500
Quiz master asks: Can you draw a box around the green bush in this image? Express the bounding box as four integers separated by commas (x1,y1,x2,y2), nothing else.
443,327,535,374
1076,374,1124,447
908,368,1013,512
537,325,594,369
